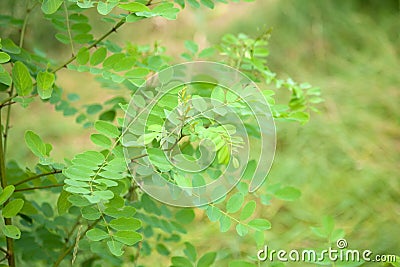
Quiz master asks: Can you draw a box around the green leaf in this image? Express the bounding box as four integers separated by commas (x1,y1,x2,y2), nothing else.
211,86,225,104
156,243,170,256
2,199,24,218
0,68,12,86
86,228,109,241
90,47,107,66
187,0,200,8
219,214,231,232
1,225,21,239
95,120,120,138
147,148,173,172
198,47,216,58
109,217,141,231
201,0,214,9
90,133,112,148
41,0,63,14
247,218,271,231
77,47,90,65
97,1,118,15
184,242,197,262
172,256,193,267
104,206,136,218
228,260,256,267
192,95,207,112
24,130,47,157
114,230,142,245
197,252,217,267
57,190,72,215
12,61,32,96
274,186,301,201
226,192,244,213
107,240,124,256
86,104,102,114
240,200,256,221
1,39,21,54
119,2,151,12
81,206,101,220
185,40,198,54
0,52,10,63
175,209,195,224
205,205,222,222
36,71,55,99
235,223,248,237
0,185,15,206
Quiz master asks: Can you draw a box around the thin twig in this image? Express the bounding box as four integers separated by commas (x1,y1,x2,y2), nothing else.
13,169,62,187
14,183,64,192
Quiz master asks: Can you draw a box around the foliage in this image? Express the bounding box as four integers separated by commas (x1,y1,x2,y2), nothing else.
0,0,322,266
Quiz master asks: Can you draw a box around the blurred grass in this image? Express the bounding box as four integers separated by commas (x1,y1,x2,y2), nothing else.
3,0,400,266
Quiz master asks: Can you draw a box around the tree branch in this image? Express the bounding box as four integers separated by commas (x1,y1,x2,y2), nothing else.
13,169,62,187
14,183,64,192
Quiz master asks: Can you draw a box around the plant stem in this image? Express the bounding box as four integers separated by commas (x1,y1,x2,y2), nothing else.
52,219,100,267
50,18,126,74
13,169,62,187
14,183,64,192
0,112,15,267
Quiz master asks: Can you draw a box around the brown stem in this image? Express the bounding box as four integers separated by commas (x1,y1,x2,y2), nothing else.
13,169,62,187
14,184,64,192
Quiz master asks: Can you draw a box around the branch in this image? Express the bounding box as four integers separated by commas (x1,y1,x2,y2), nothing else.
13,169,62,187
53,219,101,267
50,17,126,74
0,110,15,267
14,183,64,192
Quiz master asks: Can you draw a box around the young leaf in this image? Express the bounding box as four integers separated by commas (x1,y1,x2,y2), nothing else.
175,209,195,224
0,52,10,63
113,230,142,245
185,40,198,54
77,47,90,65
107,240,124,256
97,1,118,15
57,190,72,215
41,0,63,14
235,223,248,237
81,206,101,220
1,225,21,239
2,199,24,218
0,185,15,206
274,186,301,201
12,61,32,96
247,219,271,231
90,47,107,66
36,71,55,99
95,120,120,138
201,0,214,9
90,133,112,148
219,214,231,232
226,192,244,213
172,256,193,267
197,252,217,267
184,242,197,262
240,200,256,221
86,228,109,241
119,2,151,12
24,130,47,158
109,217,142,231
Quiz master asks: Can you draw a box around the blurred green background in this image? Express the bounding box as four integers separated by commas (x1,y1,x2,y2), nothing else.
3,0,399,266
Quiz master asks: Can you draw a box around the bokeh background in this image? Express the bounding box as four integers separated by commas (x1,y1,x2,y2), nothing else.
2,0,399,266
